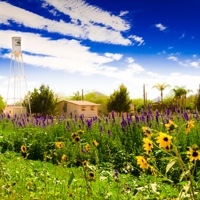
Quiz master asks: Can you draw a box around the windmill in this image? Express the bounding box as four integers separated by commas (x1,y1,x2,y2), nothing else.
5,37,31,116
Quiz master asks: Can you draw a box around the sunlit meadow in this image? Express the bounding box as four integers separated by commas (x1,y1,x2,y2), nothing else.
0,106,200,199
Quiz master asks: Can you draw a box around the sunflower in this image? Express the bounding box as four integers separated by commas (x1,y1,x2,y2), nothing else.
155,132,172,149
136,156,149,170
143,138,153,154
165,120,178,133
187,146,200,162
61,154,67,162
71,132,78,139
77,130,84,134
186,120,195,134
93,140,99,146
142,127,153,139
88,172,95,180
55,142,63,149
74,136,80,143
85,144,90,151
21,145,26,153
82,160,89,167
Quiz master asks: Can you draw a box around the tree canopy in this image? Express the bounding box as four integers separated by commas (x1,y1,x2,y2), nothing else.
23,84,58,115
0,95,5,112
107,84,131,114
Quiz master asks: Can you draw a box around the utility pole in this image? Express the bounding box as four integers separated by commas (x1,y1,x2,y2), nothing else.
143,84,146,110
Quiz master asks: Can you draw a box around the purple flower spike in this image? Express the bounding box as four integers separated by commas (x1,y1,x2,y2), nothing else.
183,112,189,121
107,130,112,137
100,125,103,132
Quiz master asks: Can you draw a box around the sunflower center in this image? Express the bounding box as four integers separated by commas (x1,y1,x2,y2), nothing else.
192,151,198,157
163,137,168,141
148,143,152,146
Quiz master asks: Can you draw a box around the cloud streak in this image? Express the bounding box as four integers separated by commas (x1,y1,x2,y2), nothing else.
0,1,131,45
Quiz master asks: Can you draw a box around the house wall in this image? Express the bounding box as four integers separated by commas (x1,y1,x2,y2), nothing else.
76,105,98,118
56,101,99,118
4,106,27,117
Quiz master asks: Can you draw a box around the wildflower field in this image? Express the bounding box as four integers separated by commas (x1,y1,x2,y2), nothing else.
0,107,200,199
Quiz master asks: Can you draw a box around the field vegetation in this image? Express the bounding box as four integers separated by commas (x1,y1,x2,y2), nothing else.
0,106,200,199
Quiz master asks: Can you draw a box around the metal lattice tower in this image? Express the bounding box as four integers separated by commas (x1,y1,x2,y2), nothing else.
6,37,31,116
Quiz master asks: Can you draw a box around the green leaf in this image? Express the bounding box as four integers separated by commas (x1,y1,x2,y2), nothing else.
67,172,75,188
166,158,177,174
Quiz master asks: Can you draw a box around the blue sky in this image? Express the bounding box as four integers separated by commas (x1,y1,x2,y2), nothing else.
0,0,200,103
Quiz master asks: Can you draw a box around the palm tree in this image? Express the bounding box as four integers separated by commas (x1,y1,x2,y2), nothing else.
152,83,170,102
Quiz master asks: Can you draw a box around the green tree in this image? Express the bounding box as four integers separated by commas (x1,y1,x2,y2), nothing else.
152,83,170,102
107,84,131,114
84,91,109,116
172,86,192,111
132,98,152,113
0,95,5,113
70,91,82,100
24,84,58,115
195,89,200,112
84,91,108,104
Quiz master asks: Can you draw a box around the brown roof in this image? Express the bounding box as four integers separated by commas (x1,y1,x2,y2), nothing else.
59,100,100,106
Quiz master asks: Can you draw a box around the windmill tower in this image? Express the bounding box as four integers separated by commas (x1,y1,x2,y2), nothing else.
6,37,31,116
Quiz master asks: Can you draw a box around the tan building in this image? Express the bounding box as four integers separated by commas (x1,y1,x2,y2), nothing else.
4,105,27,117
56,100,100,118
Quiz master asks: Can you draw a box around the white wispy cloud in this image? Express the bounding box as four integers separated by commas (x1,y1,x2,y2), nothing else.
119,11,129,17
155,23,167,31
167,55,200,68
126,57,134,64
45,0,130,31
0,1,131,45
104,53,123,60
168,56,178,61
129,35,144,46
0,30,140,79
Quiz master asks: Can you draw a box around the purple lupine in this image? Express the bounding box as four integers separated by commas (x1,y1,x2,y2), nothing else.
107,129,112,137
112,111,115,119
183,112,189,121
166,107,170,116
140,114,145,123
100,125,103,132
86,119,92,129
196,113,199,120
135,115,139,123
155,110,159,126
70,112,72,118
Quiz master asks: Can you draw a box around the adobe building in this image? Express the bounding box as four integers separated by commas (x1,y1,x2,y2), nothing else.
4,105,27,117
56,100,100,118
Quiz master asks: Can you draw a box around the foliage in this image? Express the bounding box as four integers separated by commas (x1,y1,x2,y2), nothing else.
186,95,197,110
84,91,108,104
23,84,58,115
84,91,109,116
172,86,192,111
0,95,5,112
195,88,200,112
70,90,82,100
107,84,132,114
132,98,152,113
0,106,200,199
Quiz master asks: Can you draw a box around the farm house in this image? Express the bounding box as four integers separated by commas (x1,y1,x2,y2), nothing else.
56,100,100,118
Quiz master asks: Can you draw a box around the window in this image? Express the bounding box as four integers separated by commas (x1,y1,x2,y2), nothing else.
81,106,86,111
91,106,95,111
